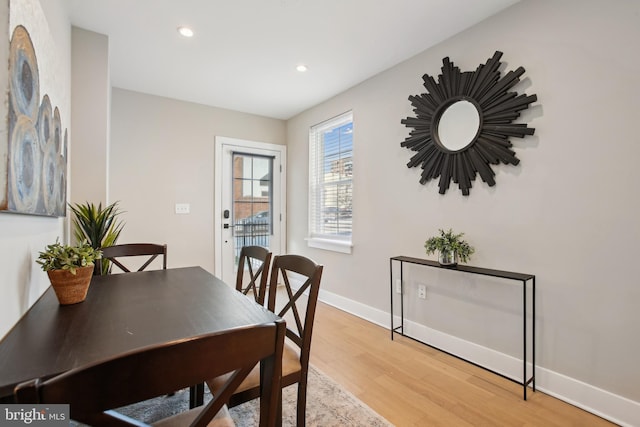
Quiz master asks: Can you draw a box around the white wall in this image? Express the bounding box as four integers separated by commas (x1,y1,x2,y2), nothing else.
109,89,285,273
0,0,70,339
286,0,640,424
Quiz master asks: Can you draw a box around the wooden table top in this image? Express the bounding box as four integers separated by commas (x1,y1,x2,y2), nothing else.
0,266,279,399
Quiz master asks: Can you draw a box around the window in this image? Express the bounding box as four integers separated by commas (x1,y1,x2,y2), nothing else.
308,111,353,253
232,153,273,262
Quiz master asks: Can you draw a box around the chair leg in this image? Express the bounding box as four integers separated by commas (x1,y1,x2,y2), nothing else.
277,389,283,427
296,378,308,427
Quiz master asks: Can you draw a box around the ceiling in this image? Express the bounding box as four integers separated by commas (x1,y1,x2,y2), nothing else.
63,0,519,120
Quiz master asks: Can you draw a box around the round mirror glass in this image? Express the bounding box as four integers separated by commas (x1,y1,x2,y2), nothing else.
436,100,480,151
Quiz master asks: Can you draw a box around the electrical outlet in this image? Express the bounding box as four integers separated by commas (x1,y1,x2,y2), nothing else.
395,279,402,294
418,284,426,299
175,203,190,214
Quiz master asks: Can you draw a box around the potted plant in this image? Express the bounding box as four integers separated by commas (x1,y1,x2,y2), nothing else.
36,240,102,305
69,201,125,275
424,228,475,266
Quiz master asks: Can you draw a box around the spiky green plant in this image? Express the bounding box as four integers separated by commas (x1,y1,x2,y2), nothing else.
69,201,125,274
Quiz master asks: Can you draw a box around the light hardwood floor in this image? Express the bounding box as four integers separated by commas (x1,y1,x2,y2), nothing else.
309,302,616,427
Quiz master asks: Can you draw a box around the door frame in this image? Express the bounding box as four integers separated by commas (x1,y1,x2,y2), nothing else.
214,136,287,279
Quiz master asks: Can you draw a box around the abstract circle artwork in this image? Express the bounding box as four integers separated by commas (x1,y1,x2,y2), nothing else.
37,94,52,150
9,25,40,120
9,115,41,212
3,24,68,217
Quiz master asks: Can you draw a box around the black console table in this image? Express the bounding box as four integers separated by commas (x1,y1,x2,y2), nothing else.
390,256,536,400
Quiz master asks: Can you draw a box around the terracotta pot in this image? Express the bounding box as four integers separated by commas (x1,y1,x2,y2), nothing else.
47,265,94,305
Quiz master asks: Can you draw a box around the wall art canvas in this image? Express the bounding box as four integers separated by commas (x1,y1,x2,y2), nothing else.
1,0,68,217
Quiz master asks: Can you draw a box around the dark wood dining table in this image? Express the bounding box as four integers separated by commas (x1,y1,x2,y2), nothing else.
0,266,281,408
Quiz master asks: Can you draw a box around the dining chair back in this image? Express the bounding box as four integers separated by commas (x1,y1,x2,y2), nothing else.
97,243,167,275
236,246,272,305
207,254,323,427
15,319,286,427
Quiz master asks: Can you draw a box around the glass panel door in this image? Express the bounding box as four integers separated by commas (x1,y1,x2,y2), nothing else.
232,153,273,268
214,136,284,286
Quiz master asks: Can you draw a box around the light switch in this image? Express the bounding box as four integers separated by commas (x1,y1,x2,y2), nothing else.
175,203,190,214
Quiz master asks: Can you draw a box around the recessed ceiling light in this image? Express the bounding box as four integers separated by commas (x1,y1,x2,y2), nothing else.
296,64,308,72
177,26,194,38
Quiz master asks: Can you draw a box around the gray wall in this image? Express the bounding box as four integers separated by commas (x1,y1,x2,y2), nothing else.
70,27,109,206
109,89,285,273
286,0,639,424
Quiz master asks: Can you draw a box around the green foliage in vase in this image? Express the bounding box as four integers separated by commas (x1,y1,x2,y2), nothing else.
36,239,102,275
424,228,475,263
69,201,125,274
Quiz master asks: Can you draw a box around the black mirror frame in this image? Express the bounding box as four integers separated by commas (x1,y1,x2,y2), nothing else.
400,51,537,196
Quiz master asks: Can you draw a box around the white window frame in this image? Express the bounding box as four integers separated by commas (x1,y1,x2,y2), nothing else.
307,111,353,254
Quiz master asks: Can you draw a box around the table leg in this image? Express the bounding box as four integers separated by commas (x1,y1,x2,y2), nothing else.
189,382,204,408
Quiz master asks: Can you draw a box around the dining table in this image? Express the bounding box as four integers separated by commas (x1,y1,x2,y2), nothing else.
0,266,281,409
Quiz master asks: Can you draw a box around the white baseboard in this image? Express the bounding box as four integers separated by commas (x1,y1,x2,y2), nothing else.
535,368,640,427
317,288,640,427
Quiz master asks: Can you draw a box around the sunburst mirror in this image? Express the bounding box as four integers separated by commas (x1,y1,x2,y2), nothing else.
400,51,537,195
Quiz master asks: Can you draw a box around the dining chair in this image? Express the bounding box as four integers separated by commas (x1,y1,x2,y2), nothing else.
97,243,167,275
208,254,323,427
236,246,272,305
15,319,286,427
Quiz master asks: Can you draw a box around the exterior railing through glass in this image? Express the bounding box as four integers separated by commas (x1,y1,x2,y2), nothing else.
233,220,270,264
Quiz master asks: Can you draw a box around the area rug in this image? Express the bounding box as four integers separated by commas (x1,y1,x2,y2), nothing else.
99,365,392,426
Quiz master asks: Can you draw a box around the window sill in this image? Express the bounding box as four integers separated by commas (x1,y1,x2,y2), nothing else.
306,237,352,254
